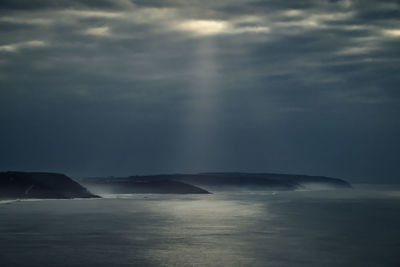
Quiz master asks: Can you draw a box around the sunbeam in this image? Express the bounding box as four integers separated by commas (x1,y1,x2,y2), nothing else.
173,37,222,172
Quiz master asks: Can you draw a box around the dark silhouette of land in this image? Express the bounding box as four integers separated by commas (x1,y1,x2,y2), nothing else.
81,178,211,194
81,172,351,193
0,171,99,199
1,171,351,199
181,172,352,189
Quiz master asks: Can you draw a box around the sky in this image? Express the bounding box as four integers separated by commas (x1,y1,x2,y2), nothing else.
0,0,399,182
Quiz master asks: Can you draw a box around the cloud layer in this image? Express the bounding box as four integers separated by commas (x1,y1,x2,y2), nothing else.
1,0,399,182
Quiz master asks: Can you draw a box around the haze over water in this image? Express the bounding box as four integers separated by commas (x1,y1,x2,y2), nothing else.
1,186,400,267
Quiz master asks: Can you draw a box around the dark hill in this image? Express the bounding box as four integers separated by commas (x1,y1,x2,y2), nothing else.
0,171,99,199
125,172,351,190
80,178,210,194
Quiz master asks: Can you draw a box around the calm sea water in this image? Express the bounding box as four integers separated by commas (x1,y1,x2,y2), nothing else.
1,185,400,267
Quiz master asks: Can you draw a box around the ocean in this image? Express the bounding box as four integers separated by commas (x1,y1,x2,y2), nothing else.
1,185,399,266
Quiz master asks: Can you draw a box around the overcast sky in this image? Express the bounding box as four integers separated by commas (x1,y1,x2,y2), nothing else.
0,0,399,182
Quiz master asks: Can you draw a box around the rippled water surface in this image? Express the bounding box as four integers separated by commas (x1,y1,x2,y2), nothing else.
1,186,400,266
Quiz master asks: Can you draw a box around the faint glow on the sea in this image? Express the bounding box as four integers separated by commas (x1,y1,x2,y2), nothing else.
131,195,270,266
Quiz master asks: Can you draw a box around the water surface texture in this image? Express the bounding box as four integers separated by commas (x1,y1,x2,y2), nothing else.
1,186,400,267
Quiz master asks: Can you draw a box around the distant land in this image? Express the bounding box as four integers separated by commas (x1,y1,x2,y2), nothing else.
80,178,211,195
80,172,352,193
175,172,352,189
0,171,99,199
0,171,351,199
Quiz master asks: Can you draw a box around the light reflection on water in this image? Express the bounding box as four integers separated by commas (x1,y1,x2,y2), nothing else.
0,188,400,267
135,195,269,266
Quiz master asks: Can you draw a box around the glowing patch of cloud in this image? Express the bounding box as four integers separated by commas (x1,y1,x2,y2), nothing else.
337,46,375,55
277,12,354,29
232,26,270,34
312,12,354,21
0,16,52,25
84,27,110,37
282,9,304,17
0,40,47,52
61,10,123,18
232,15,264,24
177,19,269,36
343,25,370,31
383,29,400,37
177,20,228,36
230,16,270,34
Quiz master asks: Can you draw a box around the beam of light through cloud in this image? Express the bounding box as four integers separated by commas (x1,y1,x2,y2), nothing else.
172,37,222,172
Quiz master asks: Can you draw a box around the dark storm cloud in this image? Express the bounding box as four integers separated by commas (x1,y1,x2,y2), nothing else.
0,0,399,182
0,0,127,11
